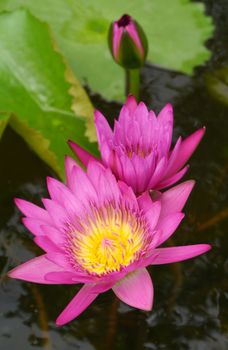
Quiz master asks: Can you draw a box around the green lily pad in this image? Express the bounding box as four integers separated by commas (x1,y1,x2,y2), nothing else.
205,67,228,106
0,10,97,177
0,0,214,101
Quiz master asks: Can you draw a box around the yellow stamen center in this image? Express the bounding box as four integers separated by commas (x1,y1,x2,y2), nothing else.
70,205,147,276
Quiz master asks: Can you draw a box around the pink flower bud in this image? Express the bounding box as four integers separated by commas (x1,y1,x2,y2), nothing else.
108,14,148,69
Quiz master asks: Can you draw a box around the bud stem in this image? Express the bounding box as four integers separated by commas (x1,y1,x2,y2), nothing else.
125,68,140,101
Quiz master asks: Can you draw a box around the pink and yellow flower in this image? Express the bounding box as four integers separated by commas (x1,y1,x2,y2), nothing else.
69,96,205,194
8,158,210,325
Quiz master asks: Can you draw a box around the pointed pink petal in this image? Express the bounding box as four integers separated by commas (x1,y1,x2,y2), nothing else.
41,225,65,245
112,268,153,311
149,244,211,265
113,22,123,59
167,127,205,176
137,191,152,212
8,255,65,284
148,157,167,189
137,192,161,230
164,136,182,178
157,103,173,152
64,155,77,188
34,236,61,253
159,180,195,218
125,95,138,115
45,271,91,284
70,165,98,204
15,198,51,223
68,140,99,167
94,110,113,145
22,217,45,236
134,102,149,122
56,284,99,326
120,154,138,192
42,199,68,229
47,176,71,203
127,22,144,56
46,252,74,272
132,155,150,194
156,213,185,246
155,165,189,190
118,181,138,210
87,161,121,204
46,177,84,218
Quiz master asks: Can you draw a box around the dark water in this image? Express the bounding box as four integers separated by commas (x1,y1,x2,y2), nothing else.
0,0,228,349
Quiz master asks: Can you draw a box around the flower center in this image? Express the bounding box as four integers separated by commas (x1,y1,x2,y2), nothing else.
68,204,149,276
126,144,152,159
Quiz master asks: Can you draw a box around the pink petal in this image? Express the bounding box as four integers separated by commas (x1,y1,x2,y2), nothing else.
155,165,189,190
167,127,205,176
34,236,61,253
47,252,74,272
157,103,173,152
132,155,150,194
118,181,138,209
45,271,92,284
41,225,65,245
46,177,84,218
112,268,153,311
94,110,113,145
42,199,68,229
137,191,153,212
70,165,98,204
164,136,182,178
56,284,99,326
159,180,195,218
127,22,144,56
112,22,123,59
68,140,99,167
120,154,138,192
125,95,138,115
134,101,149,122
87,161,121,204
148,157,167,189
15,198,51,223
150,244,211,265
137,192,161,230
64,155,77,188
8,255,65,284
155,213,185,246
22,217,45,236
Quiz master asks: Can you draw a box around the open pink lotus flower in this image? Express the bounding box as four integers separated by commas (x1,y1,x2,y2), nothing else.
9,158,210,326
69,96,205,195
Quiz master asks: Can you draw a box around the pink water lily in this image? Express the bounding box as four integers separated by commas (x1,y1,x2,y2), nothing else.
8,158,210,325
69,96,205,195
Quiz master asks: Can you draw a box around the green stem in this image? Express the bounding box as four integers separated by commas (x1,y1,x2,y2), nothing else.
125,68,140,101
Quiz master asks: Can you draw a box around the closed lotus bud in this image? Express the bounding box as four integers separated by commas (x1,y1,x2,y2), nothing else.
108,14,148,69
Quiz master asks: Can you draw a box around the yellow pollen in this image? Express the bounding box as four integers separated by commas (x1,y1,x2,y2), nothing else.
71,206,146,275
127,145,150,159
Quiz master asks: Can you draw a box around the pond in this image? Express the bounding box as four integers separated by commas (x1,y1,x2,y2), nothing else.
0,0,227,349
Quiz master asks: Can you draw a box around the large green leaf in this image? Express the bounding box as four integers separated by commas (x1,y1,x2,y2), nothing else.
0,10,97,177
0,0,214,101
